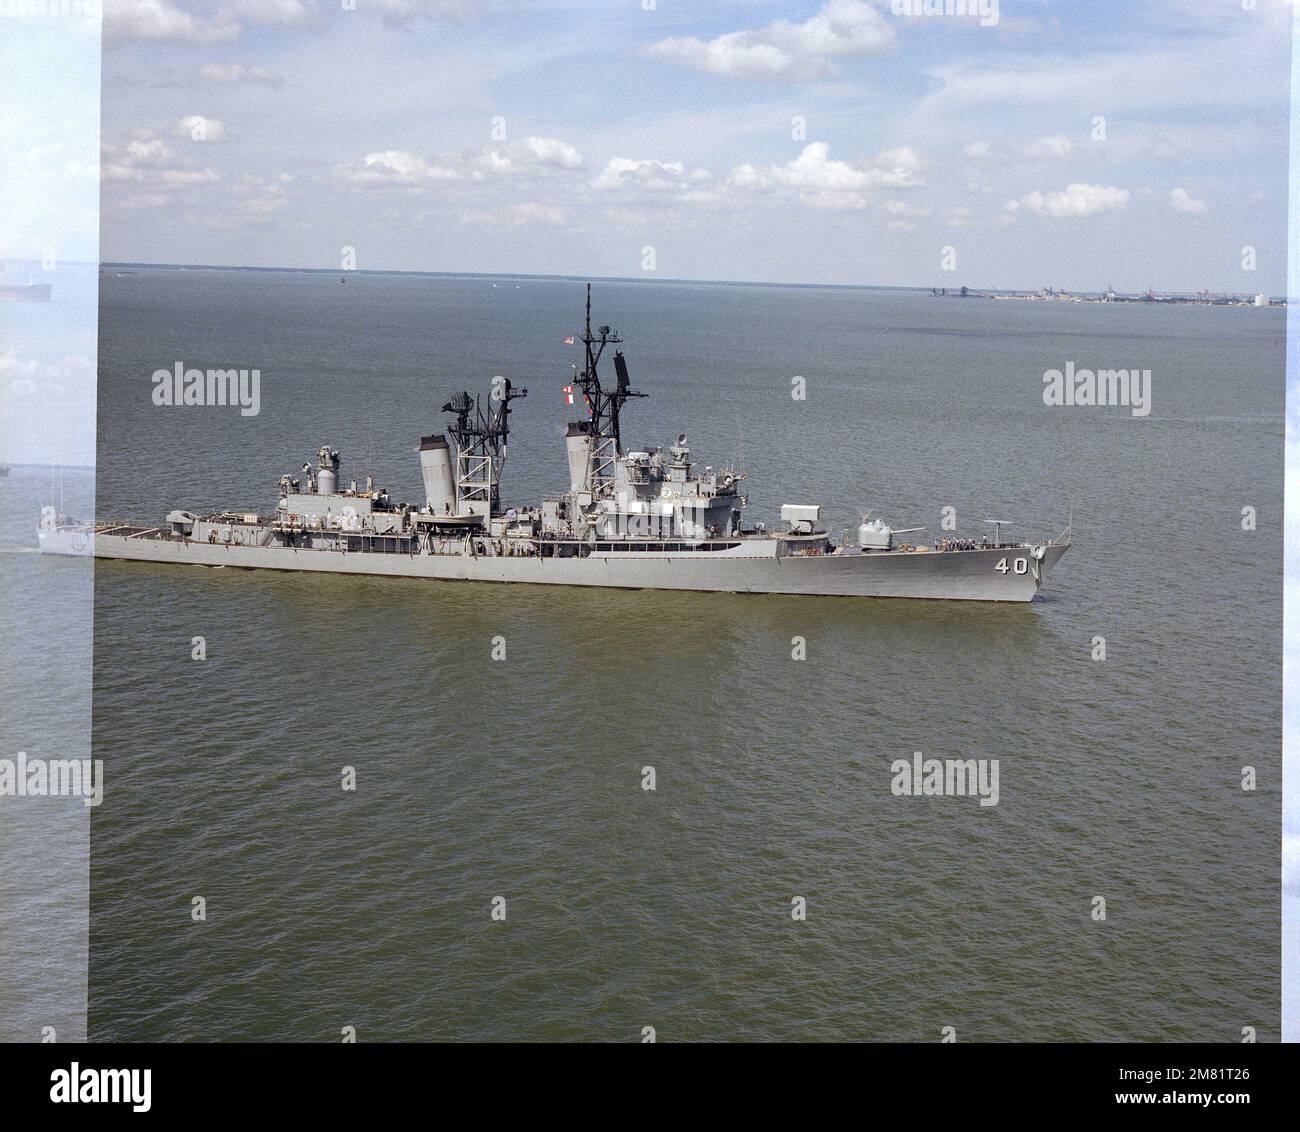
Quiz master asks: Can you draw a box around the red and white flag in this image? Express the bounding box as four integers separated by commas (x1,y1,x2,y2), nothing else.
562,335,575,345
564,385,575,405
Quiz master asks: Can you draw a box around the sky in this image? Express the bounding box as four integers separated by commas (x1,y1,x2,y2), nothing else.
0,12,100,468
71,0,1294,293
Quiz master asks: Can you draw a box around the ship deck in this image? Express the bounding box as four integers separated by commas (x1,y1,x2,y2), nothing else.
94,523,182,542
88,519,1041,558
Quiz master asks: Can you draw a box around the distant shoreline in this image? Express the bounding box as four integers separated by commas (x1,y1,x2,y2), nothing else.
93,261,1289,304
98,262,933,294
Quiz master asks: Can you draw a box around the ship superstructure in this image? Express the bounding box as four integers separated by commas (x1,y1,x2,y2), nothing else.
40,286,1069,601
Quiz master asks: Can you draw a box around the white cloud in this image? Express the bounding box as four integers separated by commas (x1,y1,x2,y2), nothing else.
344,150,462,186
103,0,239,45
1169,186,1208,215
516,136,583,171
1005,183,1129,219
103,0,314,45
175,116,230,143
100,127,295,226
197,63,284,89
646,0,894,82
878,198,930,231
104,0,481,43
340,137,585,188
768,144,872,195
591,158,711,194
227,172,292,221
728,142,923,210
101,133,219,187
869,146,925,187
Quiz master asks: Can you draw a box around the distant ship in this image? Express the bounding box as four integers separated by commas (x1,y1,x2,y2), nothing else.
40,287,1069,601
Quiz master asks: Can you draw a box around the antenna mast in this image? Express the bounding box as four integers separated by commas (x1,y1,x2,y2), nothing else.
442,378,528,518
571,283,645,496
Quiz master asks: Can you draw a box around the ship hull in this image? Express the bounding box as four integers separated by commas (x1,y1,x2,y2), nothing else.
80,533,1068,602
37,526,93,556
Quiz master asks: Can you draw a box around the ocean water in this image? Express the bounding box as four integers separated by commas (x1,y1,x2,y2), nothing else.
0,260,98,1043
0,466,94,1044
83,268,1280,1041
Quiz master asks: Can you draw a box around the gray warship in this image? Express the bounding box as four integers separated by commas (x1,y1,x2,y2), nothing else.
40,287,1069,601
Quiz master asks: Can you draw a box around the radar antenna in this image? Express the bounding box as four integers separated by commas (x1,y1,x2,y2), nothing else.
981,518,1015,546
570,283,646,496
441,378,528,517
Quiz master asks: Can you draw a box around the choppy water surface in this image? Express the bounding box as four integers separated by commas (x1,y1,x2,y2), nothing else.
87,270,1281,1040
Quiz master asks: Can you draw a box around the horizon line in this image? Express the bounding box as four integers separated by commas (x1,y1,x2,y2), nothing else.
80,260,1286,300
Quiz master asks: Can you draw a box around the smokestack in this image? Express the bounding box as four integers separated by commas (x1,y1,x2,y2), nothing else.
419,434,456,513
565,421,593,494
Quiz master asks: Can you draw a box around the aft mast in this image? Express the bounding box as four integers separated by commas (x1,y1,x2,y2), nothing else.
441,378,527,518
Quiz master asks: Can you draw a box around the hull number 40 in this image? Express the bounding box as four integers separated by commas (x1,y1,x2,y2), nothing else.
995,557,1028,575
